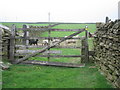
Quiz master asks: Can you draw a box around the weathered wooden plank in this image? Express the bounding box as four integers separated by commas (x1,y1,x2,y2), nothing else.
16,28,49,31
16,50,62,54
44,50,62,54
14,29,85,64
2,37,10,39
15,53,82,57
15,36,84,40
20,60,85,68
16,28,84,32
51,29,85,31
36,55,82,57
28,23,60,28
16,50,39,54
15,45,83,49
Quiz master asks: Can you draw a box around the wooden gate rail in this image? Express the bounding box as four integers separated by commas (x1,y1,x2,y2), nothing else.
16,28,49,31
35,55,83,57
16,28,84,32
29,23,60,28
51,29,85,32
20,60,85,68
15,36,84,40
15,45,83,49
15,54,83,57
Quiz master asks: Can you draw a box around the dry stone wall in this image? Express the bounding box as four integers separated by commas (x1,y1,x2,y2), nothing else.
0,25,11,60
94,20,120,88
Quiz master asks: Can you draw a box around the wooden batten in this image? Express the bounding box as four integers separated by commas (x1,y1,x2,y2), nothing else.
20,60,85,68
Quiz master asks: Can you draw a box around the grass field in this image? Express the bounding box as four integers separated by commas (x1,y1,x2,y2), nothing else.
1,22,113,88
2,64,113,88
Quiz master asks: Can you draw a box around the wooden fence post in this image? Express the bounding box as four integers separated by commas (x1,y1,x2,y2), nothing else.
7,39,10,59
48,25,51,62
84,29,89,63
81,26,89,63
81,38,85,63
9,24,16,63
23,25,29,46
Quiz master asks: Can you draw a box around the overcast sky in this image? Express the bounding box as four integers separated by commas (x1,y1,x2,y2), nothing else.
0,0,119,22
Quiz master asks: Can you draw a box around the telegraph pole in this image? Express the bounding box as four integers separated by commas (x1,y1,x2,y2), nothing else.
48,12,50,22
118,1,120,19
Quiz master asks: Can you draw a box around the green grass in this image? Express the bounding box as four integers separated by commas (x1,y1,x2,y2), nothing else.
52,24,96,32
1,22,52,28
40,24,96,37
1,22,26,28
26,24,52,26
2,64,113,88
29,48,81,63
0,71,2,89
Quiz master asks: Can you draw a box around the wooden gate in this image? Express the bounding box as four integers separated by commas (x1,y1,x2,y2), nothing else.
9,23,89,67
